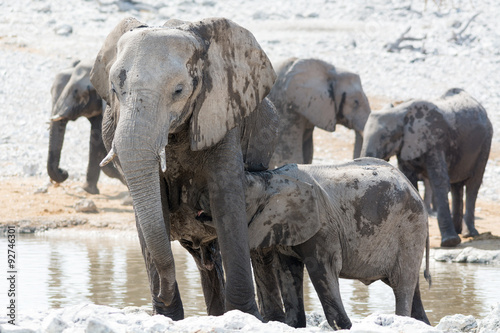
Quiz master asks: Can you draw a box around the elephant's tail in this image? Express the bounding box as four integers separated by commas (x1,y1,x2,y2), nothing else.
423,233,432,288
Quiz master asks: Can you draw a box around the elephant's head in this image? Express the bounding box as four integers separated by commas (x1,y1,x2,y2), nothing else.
245,167,323,250
360,101,448,161
194,164,323,250
47,59,103,183
275,58,371,158
90,17,275,305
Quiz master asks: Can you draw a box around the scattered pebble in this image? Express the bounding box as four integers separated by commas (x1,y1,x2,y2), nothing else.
74,199,98,213
53,24,73,36
34,185,48,194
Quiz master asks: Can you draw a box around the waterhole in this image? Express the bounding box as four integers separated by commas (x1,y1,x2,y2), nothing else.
1,231,499,325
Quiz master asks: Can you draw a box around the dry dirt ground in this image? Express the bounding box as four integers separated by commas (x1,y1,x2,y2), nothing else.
1,96,499,250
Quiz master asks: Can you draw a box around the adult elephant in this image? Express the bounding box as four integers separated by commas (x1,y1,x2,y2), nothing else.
268,58,371,168
90,17,277,319
47,59,123,194
361,88,492,247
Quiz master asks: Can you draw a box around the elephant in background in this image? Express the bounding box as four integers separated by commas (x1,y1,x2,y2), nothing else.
268,58,371,168
361,88,492,247
195,158,431,329
47,59,123,194
90,17,277,319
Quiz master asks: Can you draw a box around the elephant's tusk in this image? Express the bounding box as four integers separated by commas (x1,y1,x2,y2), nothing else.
159,149,167,173
51,115,64,122
100,147,117,167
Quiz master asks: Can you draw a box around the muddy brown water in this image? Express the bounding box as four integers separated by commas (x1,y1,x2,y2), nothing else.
1,231,499,326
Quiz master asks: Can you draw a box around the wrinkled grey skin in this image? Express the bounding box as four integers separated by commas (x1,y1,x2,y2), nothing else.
48,60,124,194
361,88,492,248
196,158,430,329
268,58,371,168
90,17,277,320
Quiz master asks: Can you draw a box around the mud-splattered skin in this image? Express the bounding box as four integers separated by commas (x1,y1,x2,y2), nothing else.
361,88,493,247
267,58,371,168
90,17,277,320
196,158,430,329
47,59,123,194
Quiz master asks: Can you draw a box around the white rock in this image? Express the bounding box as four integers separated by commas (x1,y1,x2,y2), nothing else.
477,303,500,333
436,314,477,332
74,199,98,213
41,312,68,333
85,318,115,333
454,247,500,264
54,24,73,36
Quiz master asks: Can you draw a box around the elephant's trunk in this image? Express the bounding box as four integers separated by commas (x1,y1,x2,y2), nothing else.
47,119,69,183
353,130,363,159
114,103,176,305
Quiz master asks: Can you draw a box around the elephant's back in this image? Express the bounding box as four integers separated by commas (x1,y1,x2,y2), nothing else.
297,158,426,224
298,159,428,280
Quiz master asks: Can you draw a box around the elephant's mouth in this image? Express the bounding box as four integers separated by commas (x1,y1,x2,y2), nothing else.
196,210,213,223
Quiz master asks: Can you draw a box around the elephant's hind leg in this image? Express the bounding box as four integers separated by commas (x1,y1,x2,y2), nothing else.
410,278,430,325
383,270,418,319
450,182,464,234
463,182,480,237
298,246,351,330
463,150,489,237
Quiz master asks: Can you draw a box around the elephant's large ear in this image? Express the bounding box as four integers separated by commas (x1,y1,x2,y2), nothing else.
90,17,145,103
279,58,337,132
248,174,322,250
185,18,276,151
400,104,447,160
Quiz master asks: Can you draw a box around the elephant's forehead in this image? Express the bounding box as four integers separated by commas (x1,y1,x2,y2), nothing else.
118,28,199,59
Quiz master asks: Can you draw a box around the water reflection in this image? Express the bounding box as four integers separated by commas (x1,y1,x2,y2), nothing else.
1,232,498,325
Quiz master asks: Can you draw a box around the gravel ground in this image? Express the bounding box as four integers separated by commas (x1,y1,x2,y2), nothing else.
1,0,499,199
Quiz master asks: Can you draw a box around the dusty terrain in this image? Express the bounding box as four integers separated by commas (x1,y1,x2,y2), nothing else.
1,96,499,250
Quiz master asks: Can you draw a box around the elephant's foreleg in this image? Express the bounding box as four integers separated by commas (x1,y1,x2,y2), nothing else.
205,127,260,318
426,151,460,247
277,252,306,328
251,248,285,323
450,182,464,234
84,115,104,194
410,278,430,325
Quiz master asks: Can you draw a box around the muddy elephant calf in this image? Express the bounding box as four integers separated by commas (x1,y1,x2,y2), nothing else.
196,158,430,329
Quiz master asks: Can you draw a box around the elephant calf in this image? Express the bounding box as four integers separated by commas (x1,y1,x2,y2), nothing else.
361,88,493,247
196,158,431,329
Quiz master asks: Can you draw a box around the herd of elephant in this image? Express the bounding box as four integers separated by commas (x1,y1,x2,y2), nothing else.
46,17,492,329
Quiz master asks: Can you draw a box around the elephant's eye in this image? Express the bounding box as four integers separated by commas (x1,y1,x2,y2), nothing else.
111,82,117,95
174,84,183,95
354,100,360,107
